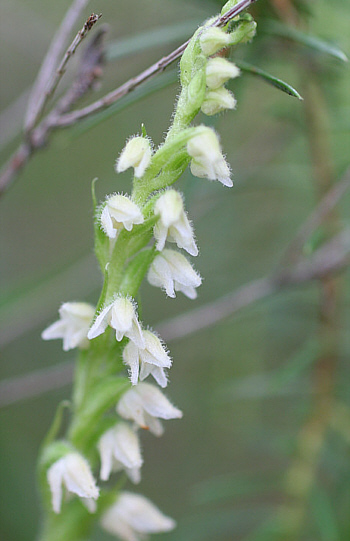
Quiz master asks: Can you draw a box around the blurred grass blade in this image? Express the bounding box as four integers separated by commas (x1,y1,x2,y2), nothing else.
265,20,348,62
106,19,201,61
236,60,303,99
310,487,340,541
71,69,178,137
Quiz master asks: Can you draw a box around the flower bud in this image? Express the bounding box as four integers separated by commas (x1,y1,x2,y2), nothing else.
199,27,231,56
201,87,237,116
205,57,240,89
100,194,144,239
42,302,95,351
116,136,152,178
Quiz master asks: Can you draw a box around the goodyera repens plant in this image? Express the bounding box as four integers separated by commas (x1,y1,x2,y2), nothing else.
39,3,256,540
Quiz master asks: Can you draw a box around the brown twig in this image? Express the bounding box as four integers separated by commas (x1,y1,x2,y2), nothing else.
24,0,90,133
0,0,257,197
1,229,348,408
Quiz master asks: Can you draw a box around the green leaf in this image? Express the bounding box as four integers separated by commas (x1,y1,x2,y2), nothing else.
264,20,348,62
236,60,303,100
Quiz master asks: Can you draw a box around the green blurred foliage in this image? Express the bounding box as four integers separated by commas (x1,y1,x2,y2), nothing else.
0,1,349,540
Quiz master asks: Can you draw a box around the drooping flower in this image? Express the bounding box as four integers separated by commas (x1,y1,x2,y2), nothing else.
100,194,144,239
201,87,237,116
42,302,95,351
116,382,183,436
199,26,232,56
154,190,198,256
123,330,171,388
205,57,240,90
116,136,152,178
47,452,99,514
148,249,201,299
101,491,176,541
88,296,144,348
98,423,143,483
187,128,232,187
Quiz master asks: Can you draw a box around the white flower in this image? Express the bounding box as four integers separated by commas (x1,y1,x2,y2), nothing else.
199,27,232,56
123,330,171,388
42,302,95,351
47,452,99,514
187,128,233,187
205,57,240,89
116,382,182,436
101,491,176,541
201,87,237,116
88,296,144,348
148,249,201,299
98,423,143,483
100,194,144,239
154,190,198,256
116,136,152,178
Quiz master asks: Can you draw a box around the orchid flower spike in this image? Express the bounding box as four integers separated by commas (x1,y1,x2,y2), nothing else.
100,194,144,239
98,423,143,484
116,382,183,436
154,190,198,256
42,302,95,351
101,491,176,541
88,296,144,348
148,249,201,299
47,452,99,514
123,330,172,388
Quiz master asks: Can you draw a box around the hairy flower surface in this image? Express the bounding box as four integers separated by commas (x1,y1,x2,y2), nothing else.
148,249,201,299
205,57,240,89
187,128,232,187
101,491,176,541
41,302,95,351
88,296,144,348
154,190,198,256
100,194,144,239
116,382,183,436
199,26,232,56
98,423,143,483
116,136,152,178
123,330,171,388
201,86,237,116
47,452,99,514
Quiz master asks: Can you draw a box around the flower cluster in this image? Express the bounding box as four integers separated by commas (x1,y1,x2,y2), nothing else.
40,8,256,540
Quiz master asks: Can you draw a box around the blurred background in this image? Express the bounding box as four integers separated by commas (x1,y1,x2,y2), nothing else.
1,0,349,540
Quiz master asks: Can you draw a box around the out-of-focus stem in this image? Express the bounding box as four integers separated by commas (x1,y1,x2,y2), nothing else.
275,20,341,541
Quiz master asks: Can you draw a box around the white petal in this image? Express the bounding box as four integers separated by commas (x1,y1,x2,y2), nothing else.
47,453,99,514
123,341,141,385
101,492,176,540
88,304,112,340
42,302,95,351
116,137,152,178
